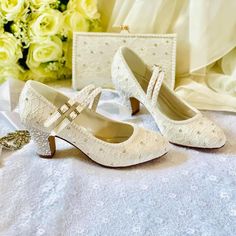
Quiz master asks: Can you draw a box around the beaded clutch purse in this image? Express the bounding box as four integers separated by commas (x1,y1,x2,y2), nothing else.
72,27,176,90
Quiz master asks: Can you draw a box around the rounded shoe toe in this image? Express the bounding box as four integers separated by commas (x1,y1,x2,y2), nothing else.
139,129,170,162
164,116,226,149
204,124,226,148
188,119,226,149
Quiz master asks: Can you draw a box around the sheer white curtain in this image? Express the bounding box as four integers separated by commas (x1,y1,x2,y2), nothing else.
99,0,236,112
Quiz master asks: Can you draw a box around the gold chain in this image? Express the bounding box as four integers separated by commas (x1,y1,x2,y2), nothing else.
0,130,31,151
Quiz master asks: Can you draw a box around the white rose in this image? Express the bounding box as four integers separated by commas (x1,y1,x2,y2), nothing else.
63,10,89,37
67,0,100,20
0,0,27,21
30,9,63,37
0,32,22,66
26,36,63,69
80,0,100,19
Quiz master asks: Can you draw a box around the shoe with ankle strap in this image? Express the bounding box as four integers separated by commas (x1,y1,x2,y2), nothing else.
19,80,170,167
112,47,226,149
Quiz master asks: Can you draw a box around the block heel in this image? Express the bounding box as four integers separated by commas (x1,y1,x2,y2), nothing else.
28,127,56,158
129,97,140,115
118,89,140,115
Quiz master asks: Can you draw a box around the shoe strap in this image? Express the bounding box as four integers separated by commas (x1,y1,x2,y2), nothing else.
44,85,102,134
146,65,165,107
73,84,102,111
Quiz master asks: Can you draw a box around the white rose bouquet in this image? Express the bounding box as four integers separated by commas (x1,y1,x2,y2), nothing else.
0,0,102,83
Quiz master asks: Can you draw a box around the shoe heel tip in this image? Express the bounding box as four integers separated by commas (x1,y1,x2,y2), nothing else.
38,151,55,159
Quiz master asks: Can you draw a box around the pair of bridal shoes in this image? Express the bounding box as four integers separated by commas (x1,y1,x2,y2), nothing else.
19,47,226,167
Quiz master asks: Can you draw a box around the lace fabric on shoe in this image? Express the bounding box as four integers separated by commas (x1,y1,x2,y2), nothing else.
112,47,226,148
19,80,170,166
121,47,196,121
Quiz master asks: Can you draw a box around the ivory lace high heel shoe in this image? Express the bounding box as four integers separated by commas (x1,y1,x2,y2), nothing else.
112,47,226,149
19,81,170,167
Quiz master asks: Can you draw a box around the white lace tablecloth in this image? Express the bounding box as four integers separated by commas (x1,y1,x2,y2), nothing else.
0,83,236,236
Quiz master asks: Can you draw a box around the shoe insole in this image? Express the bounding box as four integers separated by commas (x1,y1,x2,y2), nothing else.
133,70,195,121
31,81,135,144
75,109,134,144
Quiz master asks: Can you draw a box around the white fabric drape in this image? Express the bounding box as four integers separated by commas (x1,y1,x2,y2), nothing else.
99,0,236,112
